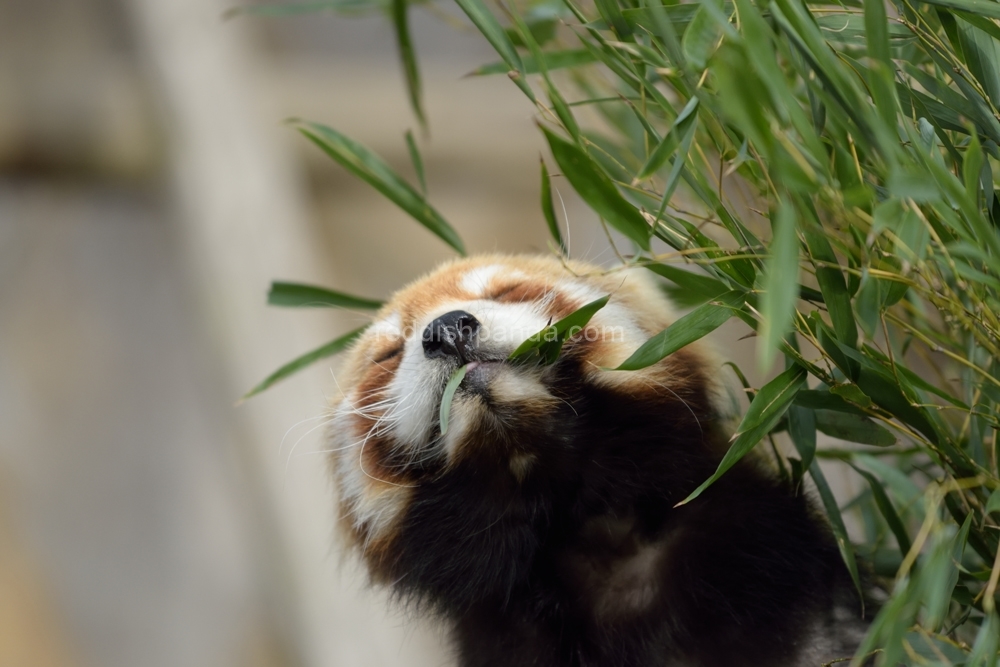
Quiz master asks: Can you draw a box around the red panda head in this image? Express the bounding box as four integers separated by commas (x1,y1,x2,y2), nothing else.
328,254,725,609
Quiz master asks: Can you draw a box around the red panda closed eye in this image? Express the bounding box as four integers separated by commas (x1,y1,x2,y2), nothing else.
328,254,869,667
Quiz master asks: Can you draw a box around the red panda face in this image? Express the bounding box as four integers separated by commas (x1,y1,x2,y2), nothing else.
328,255,724,585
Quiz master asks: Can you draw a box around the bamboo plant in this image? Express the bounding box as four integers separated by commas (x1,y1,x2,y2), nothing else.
236,0,1000,662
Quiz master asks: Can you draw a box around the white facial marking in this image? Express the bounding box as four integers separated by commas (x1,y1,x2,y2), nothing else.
490,371,553,404
557,279,603,306
330,407,409,540
440,397,477,461
460,265,505,296
370,312,402,338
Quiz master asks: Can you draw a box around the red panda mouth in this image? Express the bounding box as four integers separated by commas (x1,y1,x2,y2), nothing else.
462,360,505,390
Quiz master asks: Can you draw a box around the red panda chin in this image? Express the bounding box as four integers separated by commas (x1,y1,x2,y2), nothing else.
328,254,869,667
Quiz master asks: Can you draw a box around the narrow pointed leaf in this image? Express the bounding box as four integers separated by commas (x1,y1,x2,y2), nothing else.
810,459,864,604
541,126,651,250
853,463,912,554
509,295,610,364
636,97,699,181
268,282,383,309
614,290,746,371
644,262,730,307
439,364,469,435
295,121,466,255
405,130,427,195
454,0,535,100
815,410,896,446
679,364,807,505
468,49,598,76
242,327,365,399
760,201,799,371
540,158,566,254
391,0,424,127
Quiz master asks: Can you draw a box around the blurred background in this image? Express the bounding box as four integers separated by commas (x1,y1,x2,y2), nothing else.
0,0,848,665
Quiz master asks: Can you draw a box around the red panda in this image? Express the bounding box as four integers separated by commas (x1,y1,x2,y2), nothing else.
328,254,867,666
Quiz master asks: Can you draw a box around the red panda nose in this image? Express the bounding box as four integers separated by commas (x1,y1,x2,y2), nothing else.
423,310,480,363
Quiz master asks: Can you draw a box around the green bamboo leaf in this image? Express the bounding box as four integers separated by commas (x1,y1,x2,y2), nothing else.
453,0,535,101
816,14,916,45
816,410,896,446
922,0,1000,21
540,126,652,250
619,4,702,37
242,327,365,400
864,0,891,68
803,224,858,352
850,463,912,552
679,364,807,505
966,611,999,666
985,488,1000,516
829,383,874,409
294,121,466,255
809,459,864,605
759,201,799,372
405,130,426,195
268,282,383,309
467,50,598,76
794,389,867,414
644,262,730,307
509,295,610,364
391,0,424,127
540,158,566,255
855,454,923,510
958,16,1000,110
439,364,468,435
614,290,746,371
224,0,385,19
681,2,723,69
636,97,699,181
788,405,817,470
966,126,986,206
595,0,632,40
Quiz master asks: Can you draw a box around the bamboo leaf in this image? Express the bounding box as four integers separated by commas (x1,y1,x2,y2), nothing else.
759,201,799,371
242,327,365,399
540,158,566,254
614,290,746,371
454,0,535,101
852,463,913,553
405,130,427,195
439,364,469,435
815,410,896,446
295,121,466,255
921,0,1000,21
468,50,598,76
268,282,383,309
810,460,864,604
636,97,699,181
391,0,424,127
224,0,385,19
644,262,730,307
541,126,652,250
985,488,1000,516
509,295,610,364
679,364,807,505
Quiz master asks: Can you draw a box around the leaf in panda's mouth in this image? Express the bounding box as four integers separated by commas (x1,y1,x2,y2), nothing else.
508,295,610,366
439,364,470,435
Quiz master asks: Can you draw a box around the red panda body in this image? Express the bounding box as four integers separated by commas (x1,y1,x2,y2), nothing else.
329,255,867,666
